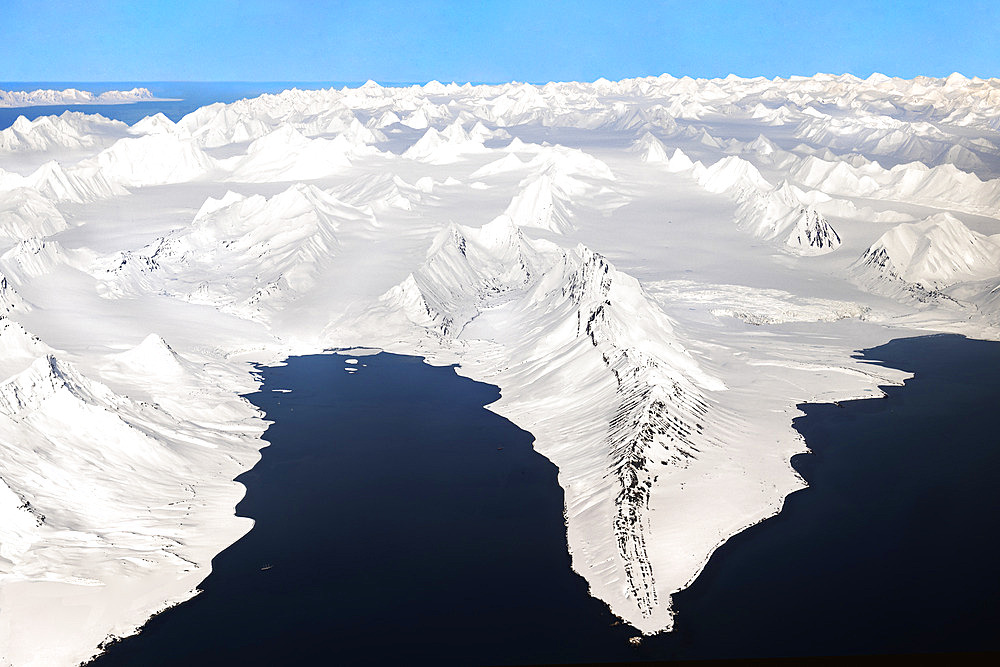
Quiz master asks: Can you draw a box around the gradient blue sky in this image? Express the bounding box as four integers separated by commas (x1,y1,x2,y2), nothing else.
4,0,998,82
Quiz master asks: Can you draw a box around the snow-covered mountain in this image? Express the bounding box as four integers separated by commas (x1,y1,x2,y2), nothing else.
735,181,842,254
1,73,998,666
853,213,1000,325
402,121,490,164
0,112,130,153
0,188,69,245
372,216,727,626
104,183,375,319
225,126,355,182
379,216,550,335
857,213,1000,291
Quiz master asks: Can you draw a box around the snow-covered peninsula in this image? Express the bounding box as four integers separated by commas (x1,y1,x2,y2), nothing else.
1,73,999,665
0,87,156,108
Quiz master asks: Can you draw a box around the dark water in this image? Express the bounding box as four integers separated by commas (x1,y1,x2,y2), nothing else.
93,336,999,665
93,352,637,666
636,333,1000,661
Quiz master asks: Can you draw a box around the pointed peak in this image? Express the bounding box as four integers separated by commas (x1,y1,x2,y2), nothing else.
194,190,246,220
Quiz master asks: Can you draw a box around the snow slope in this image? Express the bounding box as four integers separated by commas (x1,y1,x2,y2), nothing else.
0,188,69,245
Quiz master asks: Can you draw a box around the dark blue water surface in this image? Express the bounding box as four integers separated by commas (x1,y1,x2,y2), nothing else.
92,337,999,665
92,352,637,666
635,333,1000,661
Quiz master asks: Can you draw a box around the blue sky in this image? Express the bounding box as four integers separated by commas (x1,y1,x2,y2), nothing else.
4,0,997,82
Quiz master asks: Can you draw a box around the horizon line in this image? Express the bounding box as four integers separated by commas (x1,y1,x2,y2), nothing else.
1,72,997,89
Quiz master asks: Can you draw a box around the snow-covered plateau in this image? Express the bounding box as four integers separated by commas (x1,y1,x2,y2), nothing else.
1,72,999,665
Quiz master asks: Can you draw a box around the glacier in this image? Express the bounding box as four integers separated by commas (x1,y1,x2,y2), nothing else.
1,73,999,666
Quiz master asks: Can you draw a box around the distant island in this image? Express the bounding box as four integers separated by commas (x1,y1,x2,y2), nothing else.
0,87,156,107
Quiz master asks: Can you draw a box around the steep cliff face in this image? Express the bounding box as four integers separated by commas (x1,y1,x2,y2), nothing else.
786,206,841,252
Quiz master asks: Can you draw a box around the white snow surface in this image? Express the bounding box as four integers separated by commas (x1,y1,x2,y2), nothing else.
1,73,999,666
